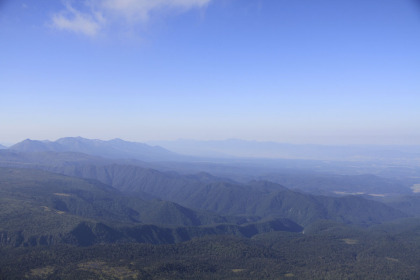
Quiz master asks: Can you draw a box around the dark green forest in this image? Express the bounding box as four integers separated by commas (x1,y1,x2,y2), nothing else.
1,222,419,279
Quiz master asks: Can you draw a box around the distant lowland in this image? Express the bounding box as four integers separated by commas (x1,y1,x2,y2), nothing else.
149,138,420,162
0,137,419,279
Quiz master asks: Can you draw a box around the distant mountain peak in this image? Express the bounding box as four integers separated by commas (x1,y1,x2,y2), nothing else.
57,136,95,142
9,138,57,152
9,137,182,162
109,138,125,142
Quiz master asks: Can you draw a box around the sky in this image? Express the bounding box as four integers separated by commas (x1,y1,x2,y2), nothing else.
1,0,420,146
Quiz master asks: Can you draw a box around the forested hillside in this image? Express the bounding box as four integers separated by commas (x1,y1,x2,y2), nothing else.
0,148,419,279
1,219,419,279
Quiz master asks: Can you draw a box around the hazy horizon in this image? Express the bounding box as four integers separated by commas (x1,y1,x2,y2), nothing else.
3,136,420,148
1,0,419,145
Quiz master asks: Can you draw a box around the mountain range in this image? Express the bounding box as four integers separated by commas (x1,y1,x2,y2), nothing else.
1,136,420,278
62,165,409,226
0,167,303,247
0,137,418,229
8,137,420,165
9,137,181,161
0,149,414,198
0,150,410,228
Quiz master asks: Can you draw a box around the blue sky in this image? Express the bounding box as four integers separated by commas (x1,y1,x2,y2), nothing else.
1,0,420,145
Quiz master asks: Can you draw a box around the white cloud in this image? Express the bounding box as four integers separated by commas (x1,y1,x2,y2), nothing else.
52,2,105,36
51,0,212,36
101,0,211,21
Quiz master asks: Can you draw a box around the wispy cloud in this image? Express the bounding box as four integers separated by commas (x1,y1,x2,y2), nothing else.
51,0,212,36
101,0,211,21
52,2,105,36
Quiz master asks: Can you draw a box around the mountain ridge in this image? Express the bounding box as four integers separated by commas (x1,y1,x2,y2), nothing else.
0,167,303,247
0,150,409,227
9,137,181,162
27,160,409,227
